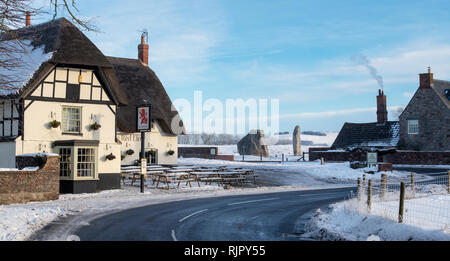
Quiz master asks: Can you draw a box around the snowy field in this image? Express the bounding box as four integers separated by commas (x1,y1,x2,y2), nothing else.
179,132,338,160
310,195,450,241
179,157,424,186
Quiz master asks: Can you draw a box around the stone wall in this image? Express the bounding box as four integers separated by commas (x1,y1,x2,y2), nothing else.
309,148,450,165
0,156,60,205
399,88,450,151
178,146,218,158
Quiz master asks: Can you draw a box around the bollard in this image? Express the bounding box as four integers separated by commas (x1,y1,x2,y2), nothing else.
410,172,415,195
357,178,361,201
380,174,387,200
320,157,324,165
260,152,262,161
399,182,406,223
282,154,284,162
367,179,372,212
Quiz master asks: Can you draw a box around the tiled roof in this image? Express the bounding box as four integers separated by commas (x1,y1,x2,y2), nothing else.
332,121,399,149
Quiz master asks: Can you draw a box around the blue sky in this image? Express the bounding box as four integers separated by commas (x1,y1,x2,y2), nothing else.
33,0,450,133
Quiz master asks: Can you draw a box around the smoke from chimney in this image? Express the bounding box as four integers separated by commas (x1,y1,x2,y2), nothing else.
351,54,384,90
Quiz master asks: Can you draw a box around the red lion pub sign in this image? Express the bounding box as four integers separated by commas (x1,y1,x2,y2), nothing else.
136,105,151,131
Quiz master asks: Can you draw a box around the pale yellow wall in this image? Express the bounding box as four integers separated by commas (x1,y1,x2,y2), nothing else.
16,100,120,174
30,67,110,102
118,121,178,165
23,100,116,143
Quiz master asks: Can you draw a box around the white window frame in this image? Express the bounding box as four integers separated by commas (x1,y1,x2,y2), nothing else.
407,119,419,135
62,106,82,134
54,146,98,181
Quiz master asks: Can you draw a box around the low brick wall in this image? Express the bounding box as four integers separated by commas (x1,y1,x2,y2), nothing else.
309,148,450,165
0,156,60,205
383,151,450,165
178,146,218,158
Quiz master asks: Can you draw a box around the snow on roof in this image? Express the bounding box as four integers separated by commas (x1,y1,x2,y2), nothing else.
0,39,53,96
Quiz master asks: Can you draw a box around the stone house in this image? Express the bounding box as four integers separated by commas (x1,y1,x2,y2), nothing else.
0,17,183,193
398,68,450,151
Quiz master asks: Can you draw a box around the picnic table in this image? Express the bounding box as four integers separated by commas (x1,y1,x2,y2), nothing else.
165,168,194,173
189,171,222,186
154,172,199,189
120,167,169,185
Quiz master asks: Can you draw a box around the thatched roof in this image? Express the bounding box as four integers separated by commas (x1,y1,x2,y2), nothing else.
332,121,399,149
0,18,128,105
1,18,184,135
107,57,185,135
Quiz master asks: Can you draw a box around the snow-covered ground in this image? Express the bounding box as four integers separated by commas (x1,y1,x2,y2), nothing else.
1,156,416,241
309,194,450,241
179,157,424,185
1,182,347,241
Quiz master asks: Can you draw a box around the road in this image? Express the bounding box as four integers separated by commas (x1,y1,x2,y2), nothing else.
32,166,446,241
73,187,354,241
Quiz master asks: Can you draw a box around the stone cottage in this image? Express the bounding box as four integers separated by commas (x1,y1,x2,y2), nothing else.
332,90,399,150
398,68,450,151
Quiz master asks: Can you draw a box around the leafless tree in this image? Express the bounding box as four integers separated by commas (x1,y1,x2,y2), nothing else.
0,0,97,91
0,0,37,91
50,0,98,32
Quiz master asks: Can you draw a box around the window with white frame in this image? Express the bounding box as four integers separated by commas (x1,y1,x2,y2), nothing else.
59,147,72,177
55,146,97,179
77,148,96,177
408,119,419,134
62,106,81,133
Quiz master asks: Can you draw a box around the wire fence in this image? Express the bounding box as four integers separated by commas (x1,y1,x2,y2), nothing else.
347,171,450,232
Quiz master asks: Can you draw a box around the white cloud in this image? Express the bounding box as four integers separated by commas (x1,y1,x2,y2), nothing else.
279,106,403,120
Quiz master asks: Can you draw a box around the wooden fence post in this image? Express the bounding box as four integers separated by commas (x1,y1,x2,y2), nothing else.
447,170,450,194
381,174,387,200
399,182,406,223
357,178,361,201
282,153,284,162
362,174,366,188
367,179,372,212
410,172,415,194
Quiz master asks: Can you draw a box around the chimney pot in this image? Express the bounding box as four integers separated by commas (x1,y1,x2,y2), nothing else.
25,12,31,27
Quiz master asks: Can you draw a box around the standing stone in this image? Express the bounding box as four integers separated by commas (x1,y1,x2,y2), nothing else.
293,125,301,156
237,129,269,157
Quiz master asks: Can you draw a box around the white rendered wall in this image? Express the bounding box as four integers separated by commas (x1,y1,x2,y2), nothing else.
118,122,178,165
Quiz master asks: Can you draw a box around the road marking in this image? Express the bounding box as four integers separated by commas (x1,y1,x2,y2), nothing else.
298,192,341,197
178,209,208,223
171,230,177,241
227,197,279,206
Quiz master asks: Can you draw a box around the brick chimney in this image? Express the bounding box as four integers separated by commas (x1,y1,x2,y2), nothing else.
419,67,433,89
25,12,31,27
376,89,388,124
138,33,149,65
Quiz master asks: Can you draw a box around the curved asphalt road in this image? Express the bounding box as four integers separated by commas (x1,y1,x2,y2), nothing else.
74,187,354,241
